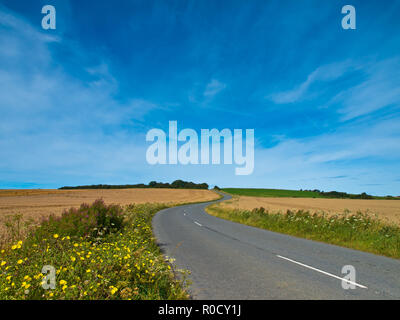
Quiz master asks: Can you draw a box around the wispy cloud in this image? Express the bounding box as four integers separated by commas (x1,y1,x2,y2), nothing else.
268,57,400,123
335,58,400,120
249,114,400,195
268,61,354,104
0,6,161,186
326,175,348,179
189,78,227,105
203,79,226,98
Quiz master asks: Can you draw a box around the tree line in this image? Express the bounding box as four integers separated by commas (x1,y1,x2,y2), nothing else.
59,180,209,190
302,189,398,200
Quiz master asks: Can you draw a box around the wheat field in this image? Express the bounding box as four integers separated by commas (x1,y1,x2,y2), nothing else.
0,188,220,235
218,195,400,225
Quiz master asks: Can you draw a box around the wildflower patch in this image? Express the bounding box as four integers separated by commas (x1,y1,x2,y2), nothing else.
0,201,189,300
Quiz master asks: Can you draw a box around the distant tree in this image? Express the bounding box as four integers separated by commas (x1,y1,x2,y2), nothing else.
171,180,185,188
60,180,210,190
149,181,157,187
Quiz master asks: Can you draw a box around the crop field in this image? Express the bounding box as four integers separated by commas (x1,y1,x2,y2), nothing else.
0,188,219,238
218,195,400,225
223,188,325,198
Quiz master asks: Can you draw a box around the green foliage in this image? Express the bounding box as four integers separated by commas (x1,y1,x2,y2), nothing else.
30,199,125,242
60,180,209,190
207,205,400,259
223,188,399,200
318,191,374,199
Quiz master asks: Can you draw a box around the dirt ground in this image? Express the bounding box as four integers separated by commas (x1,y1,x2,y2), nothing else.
0,188,220,234
218,196,400,225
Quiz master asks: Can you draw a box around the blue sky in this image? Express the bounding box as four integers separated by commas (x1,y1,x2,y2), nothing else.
0,0,400,195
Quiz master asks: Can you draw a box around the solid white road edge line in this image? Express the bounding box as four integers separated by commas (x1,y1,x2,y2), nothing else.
194,221,203,227
276,255,368,289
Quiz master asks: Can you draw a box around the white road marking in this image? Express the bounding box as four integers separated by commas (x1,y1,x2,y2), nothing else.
276,255,368,289
194,221,203,227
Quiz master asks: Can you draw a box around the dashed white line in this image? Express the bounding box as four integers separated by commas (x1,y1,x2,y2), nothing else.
276,255,368,289
194,221,203,227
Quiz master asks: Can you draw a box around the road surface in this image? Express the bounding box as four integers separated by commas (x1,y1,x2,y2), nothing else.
153,193,400,299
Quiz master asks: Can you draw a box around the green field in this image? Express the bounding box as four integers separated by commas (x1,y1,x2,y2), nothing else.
222,188,324,198
222,188,397,200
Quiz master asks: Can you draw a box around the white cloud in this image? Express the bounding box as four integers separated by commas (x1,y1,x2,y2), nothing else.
268,61,354,104
246,115,400,195
268,57,400,125
268,58,400,122
203,79,226,98
335,58,400,120
0,6,162,186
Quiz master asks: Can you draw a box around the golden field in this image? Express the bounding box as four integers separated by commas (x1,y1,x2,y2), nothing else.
218,195,400,225
0,188,219,233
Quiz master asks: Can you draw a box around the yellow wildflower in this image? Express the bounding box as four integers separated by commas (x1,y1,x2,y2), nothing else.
109,286,118,295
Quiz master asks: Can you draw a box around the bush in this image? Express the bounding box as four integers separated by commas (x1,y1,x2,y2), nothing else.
29,199,125,243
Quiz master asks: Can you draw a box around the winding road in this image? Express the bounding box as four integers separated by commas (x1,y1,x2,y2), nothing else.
153,193,400,299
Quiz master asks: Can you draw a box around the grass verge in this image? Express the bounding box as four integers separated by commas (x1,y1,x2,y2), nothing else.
206,204,400,259
0,200,190,300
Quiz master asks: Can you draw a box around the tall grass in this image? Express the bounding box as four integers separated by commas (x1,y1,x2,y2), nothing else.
0,200,190,300
207,205,400,259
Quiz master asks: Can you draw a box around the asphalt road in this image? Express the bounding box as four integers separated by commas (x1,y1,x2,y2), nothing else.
152,193,400,299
